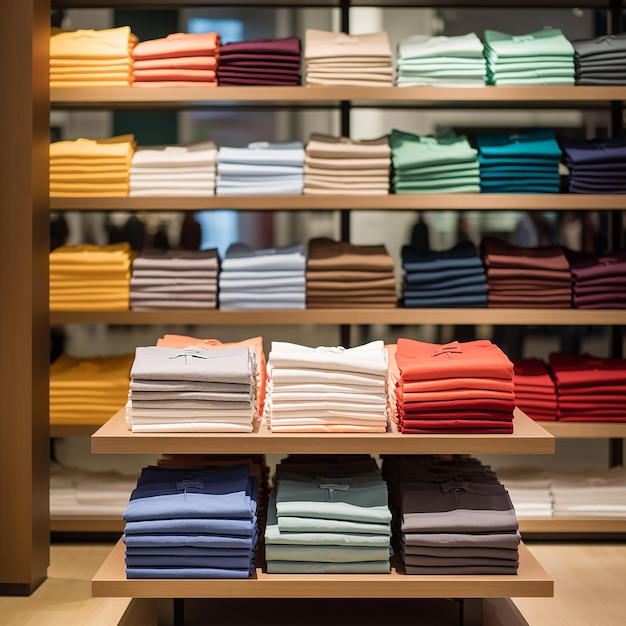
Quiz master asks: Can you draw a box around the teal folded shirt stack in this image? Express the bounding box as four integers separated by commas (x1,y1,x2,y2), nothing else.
395,33,486,87
484,28,575,86
476,128,562,193
390,129,480,194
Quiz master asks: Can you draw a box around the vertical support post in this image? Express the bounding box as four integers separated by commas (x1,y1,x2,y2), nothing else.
458,598,484,626
156,599,185,626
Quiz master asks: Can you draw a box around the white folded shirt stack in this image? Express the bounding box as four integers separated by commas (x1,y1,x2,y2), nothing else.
497,467,554,518
265,340,389,433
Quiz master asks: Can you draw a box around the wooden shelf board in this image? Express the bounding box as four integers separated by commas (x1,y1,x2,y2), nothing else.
92,539,552,599
50,517,124,533
50,194,626,212
537,421,626,439
50,308,626,327
519,518,626,534
91,408,553,455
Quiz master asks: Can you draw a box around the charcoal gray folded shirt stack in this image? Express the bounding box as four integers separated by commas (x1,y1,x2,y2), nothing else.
573,34,626,85
126,345,256,432
130,249,219,310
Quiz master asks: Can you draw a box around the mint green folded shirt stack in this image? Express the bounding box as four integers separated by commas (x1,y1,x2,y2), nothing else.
390,129,480,194
484,28,575,86
396,32,486,87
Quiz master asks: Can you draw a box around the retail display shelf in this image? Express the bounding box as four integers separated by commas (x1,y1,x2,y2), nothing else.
519,518,626,534
536,421,626,439
50,517,125,533
50,308,626,327
50,194,626,212
92,539,552,599
91,408,554,455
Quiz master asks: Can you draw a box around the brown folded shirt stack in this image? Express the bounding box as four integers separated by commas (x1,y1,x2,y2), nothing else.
480,235,572,308
306,237,397,308
303,133,391,196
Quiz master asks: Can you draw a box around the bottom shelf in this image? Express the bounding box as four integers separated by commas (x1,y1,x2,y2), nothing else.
92,540,553,599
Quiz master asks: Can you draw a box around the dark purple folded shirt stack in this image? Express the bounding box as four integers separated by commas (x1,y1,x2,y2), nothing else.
216,37,301,86
560,135,626,194
565,248,626,309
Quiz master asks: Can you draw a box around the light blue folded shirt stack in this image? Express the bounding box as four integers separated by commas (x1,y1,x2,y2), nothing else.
484,28,575,86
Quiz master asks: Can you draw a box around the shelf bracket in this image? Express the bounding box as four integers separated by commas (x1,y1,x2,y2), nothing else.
457,598,484,626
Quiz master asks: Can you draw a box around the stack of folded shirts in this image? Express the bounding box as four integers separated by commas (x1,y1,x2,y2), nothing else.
513,358,558,421
565,248,626,308
573,33,626,85
476,128,562,194
396,33,486,87
481,236,571,308
130,142,217,197
549,352,626,422
125,344,256,432
217,141,305,195
264,340,389,433
50,26,136,88
217,37,301,85
304,29,393,87
484,28,575,86
392,338,515,434
155,334,266,420
560,136,626,194
306,237,397,308
303,133,391,195
218,242,306,310
50,353,133,426
131,32,220,88
266,455,392,573
390,129,480,194
122,464,259,578
50,135,135,197
401,240,487,308
550,467,626,517
496,467,553,518
50,242,134,311
130,249,219,310
382,455,520,574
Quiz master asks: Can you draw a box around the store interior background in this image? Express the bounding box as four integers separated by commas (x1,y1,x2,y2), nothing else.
50,6,625,495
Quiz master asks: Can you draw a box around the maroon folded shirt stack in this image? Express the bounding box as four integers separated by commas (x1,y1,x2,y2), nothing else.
513,358,558,421
549,352,626,422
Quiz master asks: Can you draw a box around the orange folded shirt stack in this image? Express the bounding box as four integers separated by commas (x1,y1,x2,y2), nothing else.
132,32,221,88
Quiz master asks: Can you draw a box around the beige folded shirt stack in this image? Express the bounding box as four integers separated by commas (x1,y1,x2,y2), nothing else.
50,134,135,197
50,242,134,311
303,133,391,196
50,26,137,88
304,29,393,87
306,237,397,308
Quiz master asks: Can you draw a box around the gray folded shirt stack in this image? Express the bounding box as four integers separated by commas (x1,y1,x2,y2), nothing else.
573,33,626,85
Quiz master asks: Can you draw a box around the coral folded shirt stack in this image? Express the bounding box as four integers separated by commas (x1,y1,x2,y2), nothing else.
304,29,393,87
131,32,220,88
217,36,301,85
49,242,134,311
125,344,257,433
216,141,305,195
306,237,397,308
512,358,558,421
129,142,217,197
303,133,391,195
218,242,306,310
549,353,626,423
264,340,389,433
573,33,626,85
129,249,219,310
49,135,135,197
122,464,258,579
50,26,136,88
480,236,572,308
392,338,515,434
265,455,392,573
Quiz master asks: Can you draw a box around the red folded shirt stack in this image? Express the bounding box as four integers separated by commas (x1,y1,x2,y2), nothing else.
549,353,626,422
513,358,558,421
392,338,515,434
131,32,221,88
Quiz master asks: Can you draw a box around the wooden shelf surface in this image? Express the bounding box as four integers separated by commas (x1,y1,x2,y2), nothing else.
92,539,552,599
50,194,626,212
91,408,553,455
51,307,626,327
50,516,124,533
519,517,626,534
536,421,626,439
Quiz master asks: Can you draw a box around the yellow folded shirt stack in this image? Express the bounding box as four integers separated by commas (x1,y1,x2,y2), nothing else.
50,26,137,88
49,134,135,197
50,242,135,311
50,353,134,425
